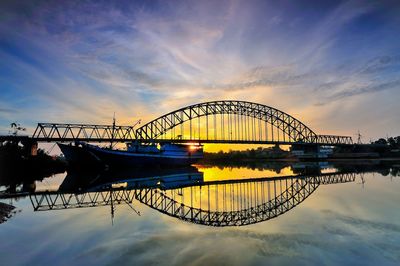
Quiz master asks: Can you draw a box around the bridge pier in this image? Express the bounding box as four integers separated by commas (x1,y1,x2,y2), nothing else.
30,141,38,156
21,140,38,156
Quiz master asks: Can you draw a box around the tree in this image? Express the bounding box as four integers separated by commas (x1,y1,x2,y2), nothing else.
388,137,396,147
395,136,400,148
10,122,26,136
374,138,387,145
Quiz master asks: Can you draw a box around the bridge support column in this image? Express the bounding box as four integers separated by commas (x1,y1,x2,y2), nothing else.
30,141,38,156
22,140,38,156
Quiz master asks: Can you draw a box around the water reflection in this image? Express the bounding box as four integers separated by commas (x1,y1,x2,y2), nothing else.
29,171,356,226
2,162,400,265
1,162,399,227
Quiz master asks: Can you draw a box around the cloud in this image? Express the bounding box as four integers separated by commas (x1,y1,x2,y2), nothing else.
321,79,400,104
73,215,400,266
0,0,400,140
0,107,17,114
358,55,400,75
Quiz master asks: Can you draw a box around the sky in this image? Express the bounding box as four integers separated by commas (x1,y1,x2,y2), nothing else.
1,0,400,143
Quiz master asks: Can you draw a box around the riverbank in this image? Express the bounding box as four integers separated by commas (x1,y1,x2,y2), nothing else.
0,142,66,173
0,142,66,190
0,202,17,224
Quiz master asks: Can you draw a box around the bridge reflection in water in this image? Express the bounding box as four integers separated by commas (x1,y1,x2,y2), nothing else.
29,170,356,227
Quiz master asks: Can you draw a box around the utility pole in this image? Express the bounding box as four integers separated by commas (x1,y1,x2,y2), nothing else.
110,112,116,149
357,130,362,144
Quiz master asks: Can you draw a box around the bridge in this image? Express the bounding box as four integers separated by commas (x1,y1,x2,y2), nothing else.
1,100,353,146
27,172,356,227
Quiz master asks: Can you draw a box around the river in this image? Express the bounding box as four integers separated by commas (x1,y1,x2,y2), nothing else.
1,161,399,265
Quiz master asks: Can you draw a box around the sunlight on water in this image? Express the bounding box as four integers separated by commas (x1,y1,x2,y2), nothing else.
158,176,305,214
197,165,295,181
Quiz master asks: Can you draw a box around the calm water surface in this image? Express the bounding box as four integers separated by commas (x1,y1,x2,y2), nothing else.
1,163,400,265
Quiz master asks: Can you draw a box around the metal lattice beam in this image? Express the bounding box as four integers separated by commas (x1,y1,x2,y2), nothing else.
13,100,353,145
135,100,353,145
32,123,137,142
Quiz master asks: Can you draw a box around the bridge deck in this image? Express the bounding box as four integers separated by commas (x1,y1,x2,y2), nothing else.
1,135,355,146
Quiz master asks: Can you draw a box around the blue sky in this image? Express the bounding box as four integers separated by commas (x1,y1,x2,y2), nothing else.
1,0,400,141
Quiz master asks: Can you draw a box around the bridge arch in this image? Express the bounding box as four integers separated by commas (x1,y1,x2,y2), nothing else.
135,100,318,143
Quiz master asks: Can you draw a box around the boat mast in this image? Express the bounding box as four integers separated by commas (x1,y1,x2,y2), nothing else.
110,112,116,149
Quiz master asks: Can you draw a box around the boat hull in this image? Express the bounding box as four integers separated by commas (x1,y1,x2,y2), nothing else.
59,142,203,168
84,144,202,167
58,143,102,168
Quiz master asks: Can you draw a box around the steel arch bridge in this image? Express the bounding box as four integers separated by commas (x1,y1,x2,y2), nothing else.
135,100,352,145
30,100,352,145
28,173,356,227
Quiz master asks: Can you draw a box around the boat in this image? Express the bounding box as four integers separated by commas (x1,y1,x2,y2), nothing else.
58,142,102,168
58,141,204,168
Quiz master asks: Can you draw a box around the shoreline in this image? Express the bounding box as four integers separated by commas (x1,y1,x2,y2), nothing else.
0,202,17,224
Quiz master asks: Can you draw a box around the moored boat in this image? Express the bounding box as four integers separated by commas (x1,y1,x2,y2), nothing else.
58,142,102,168
58,142,203,168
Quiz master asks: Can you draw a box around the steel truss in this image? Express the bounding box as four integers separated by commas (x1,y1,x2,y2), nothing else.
29,101,352,145
32,123,137,142
30,190,136,210
135,100,353,145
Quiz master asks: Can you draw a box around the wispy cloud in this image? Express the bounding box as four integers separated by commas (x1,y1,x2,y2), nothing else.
75,210,400,265
317,79,400,105
0,0,400,139
0,108,17,114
